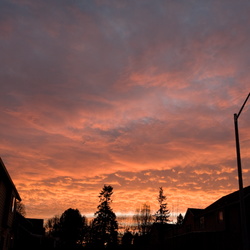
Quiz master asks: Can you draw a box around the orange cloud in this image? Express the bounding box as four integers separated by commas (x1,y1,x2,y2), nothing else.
1,0,250,220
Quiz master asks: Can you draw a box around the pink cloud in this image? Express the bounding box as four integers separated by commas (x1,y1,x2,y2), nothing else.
1,0,250,219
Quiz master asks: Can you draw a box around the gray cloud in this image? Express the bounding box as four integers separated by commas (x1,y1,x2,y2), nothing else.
1,0,250,218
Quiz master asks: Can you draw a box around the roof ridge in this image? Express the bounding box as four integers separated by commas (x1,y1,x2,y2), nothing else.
0,157,21,200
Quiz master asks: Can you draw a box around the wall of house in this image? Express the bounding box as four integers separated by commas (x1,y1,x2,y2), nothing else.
0,181,7,228
0,180,10,250
181,212,197,234
6,192,16,228
199,209,225,232
0,180,17,250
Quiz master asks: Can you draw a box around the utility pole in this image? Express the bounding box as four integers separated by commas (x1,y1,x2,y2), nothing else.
234,92,250,250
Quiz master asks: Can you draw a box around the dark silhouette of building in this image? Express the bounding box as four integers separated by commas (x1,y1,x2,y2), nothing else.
13,213,45,250
0,157,45,250
0,158,21,250
150,186,250,250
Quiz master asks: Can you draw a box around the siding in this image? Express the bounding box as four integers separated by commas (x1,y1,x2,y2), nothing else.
0,181,7,228
0,158,21,250
6,193,15,228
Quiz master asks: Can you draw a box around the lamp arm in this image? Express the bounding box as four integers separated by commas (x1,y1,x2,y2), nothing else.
237,92,250,118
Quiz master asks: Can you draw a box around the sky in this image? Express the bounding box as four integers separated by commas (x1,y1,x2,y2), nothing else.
1,0,250,220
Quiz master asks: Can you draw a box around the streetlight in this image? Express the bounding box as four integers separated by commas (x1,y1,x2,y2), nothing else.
234,92,250,250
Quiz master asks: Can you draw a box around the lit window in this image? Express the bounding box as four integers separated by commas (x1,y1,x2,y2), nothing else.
218,211,223,222
11,197,16,212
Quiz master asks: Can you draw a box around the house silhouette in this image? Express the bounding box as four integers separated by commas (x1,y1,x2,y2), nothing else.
0,158,21,250
0,158,45,250
150,187,250,250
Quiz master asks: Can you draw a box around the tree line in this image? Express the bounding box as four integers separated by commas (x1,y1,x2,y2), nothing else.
39,185,183,249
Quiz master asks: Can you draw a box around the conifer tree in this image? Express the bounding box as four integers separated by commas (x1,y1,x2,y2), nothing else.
155,187,170,224
177,213,184,225
92,185,118,247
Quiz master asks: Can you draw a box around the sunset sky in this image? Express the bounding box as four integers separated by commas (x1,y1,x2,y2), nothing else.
1,0,250,220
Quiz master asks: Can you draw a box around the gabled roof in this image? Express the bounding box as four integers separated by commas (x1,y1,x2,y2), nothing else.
181,186,250,230
187,208,204,216
182,208,204,225
204,186,250,213
0,157,21,201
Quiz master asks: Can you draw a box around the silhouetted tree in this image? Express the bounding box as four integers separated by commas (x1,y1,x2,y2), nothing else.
59,208,86,249
122,229,133,247
16,200,26,217
45,215,61,238
133,203,153,235
91,185,118,248
155,187,170,224
176,213,184,225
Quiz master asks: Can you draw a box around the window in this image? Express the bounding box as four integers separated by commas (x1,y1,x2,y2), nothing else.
218,211,223,222
200,216,205,229
11,197,15,212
